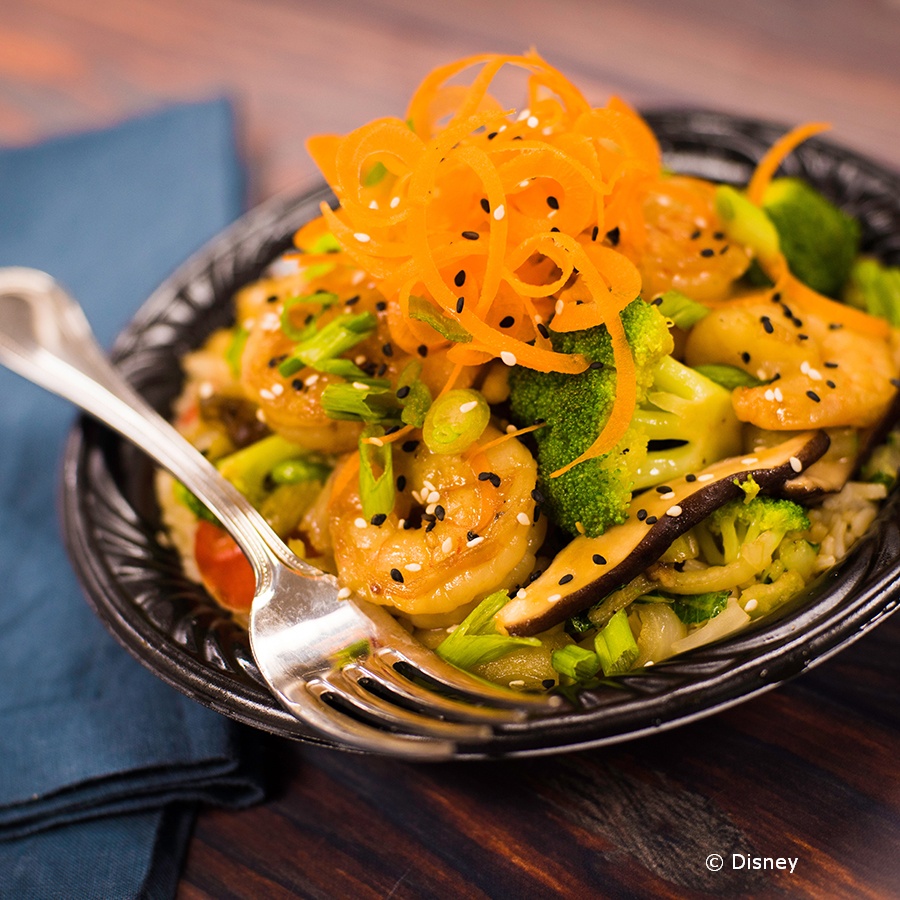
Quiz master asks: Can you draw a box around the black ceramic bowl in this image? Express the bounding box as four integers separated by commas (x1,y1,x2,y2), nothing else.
62,110,900,757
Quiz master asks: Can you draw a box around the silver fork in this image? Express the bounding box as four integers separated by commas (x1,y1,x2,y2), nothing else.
0,268,562,759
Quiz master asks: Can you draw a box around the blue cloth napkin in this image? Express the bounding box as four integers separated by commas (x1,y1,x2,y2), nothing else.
0,101,267,898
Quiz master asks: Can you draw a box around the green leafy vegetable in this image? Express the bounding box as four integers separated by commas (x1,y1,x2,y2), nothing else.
671,590,730,625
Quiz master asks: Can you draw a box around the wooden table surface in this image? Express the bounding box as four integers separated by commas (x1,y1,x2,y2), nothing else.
2,1,899,897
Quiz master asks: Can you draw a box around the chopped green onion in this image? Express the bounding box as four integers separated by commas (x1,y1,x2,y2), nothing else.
693,363,769,390
224,326,249,378
270,456,332,485
655,290,710,330
715,185,781,262
395,361,432,427
408,295,472,343
279,310,377,377
173,480,219,525
332,638,370,669
358,426,395,520
551,645,601,682
436,591,541,670
280,291,340,341
671,590,730,625
422,388,489,455
320,380,398,422
594,608,639,676
216,434,312,505
362,161,388,187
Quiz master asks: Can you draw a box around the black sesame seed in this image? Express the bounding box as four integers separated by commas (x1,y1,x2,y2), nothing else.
456,297,465,313
454,270,466,287
798,334,809,341
371,513,387,526
531,488,545,503
382,342,394,357
591,225,600,241
806,390,821,403
772,292,782,302
713,230,725,240
467,530,479,542
480,198,490,213
690,229,701,239
487,132,498,140
686,473,697,482
425,520,437,533
461,230,480,240
606,226,620,246
417,344,428,357
655,485,673,494
761,315,774,334
741,351,751,364
533,507,542,523
266,294,279,304
537,323,549,339
558,573,574,585
636,509,647,521
402,440,419,452
390,568,404,583
674,560,686,572
550,226,560,233
589,360,604,370
651,296,664,306
291,378,304,390
499,315,515,328
891,378,900,389
478,471,501,488
435,505,445,521
542,678,556,689
592,554,607,565
719,245,729,254
829,322,843,330
345,294,360,306
645,515,658,525
824,361,839,369
396,385,411,399
396,475,407,492
546,195,559,210
700,248,715,258
826,380,836,389
376,301,387,312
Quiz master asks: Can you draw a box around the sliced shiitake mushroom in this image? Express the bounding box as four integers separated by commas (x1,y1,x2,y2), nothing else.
496,430,829,637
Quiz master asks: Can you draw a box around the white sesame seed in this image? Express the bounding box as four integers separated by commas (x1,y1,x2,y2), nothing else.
506,424,517,433
509,679,526,688
445,624,458,634
270,383,284,396
459,400,478,413
397,518,406,529
660,491,676,500
774,387,784,402
368,437,384,447
500,350,517,366
698,473,715,483
354,517,367,528
526,115,539,128
259,388,274,400
352,381,369,390
515,589,527,599
744,598,759,612
260,311,281,331
764,389,775,401
493,204,505,220
305,373,320,386
441,537,453,554
466,536,485,548
666,505,683,517
198,381,215,399
427,490,441,504
425,503,437,516
337,587,352,600
516,512,531,526
519,179,530,188
741,457,758,466
542,126,553,135
354,232,371,243
354,354,366,365
800,361,810,374
649,467,660,477
255,409,267,422
352,270,365,284
644,660,655,667
555,299,565,316
422,480,435,492
517,108,531,121
405,563,422,572
369,200,379,210
548,593,562,603
390,196,400,208
808,368,822,381
789,456,803,473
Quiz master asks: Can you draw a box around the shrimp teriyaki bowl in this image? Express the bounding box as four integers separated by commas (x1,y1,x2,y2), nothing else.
77,51,900,750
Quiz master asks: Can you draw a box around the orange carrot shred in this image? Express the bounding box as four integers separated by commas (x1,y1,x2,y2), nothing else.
747,122,831,205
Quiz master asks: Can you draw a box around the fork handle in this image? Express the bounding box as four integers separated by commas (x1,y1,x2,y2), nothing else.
0,267,299,582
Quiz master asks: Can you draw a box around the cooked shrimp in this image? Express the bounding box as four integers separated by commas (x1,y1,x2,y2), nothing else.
328,426,546,620
685,292,900,429
636,176,752,303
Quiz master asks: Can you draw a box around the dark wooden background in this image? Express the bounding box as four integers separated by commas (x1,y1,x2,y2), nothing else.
2,1,899,896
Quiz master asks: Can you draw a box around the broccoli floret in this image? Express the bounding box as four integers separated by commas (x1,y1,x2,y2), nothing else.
762,177,860,298
630,356,742,491
508,298,672,537
843,256,900,327
706,496,810,566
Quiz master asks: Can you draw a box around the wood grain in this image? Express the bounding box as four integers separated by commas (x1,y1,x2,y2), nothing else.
2,1,898,896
